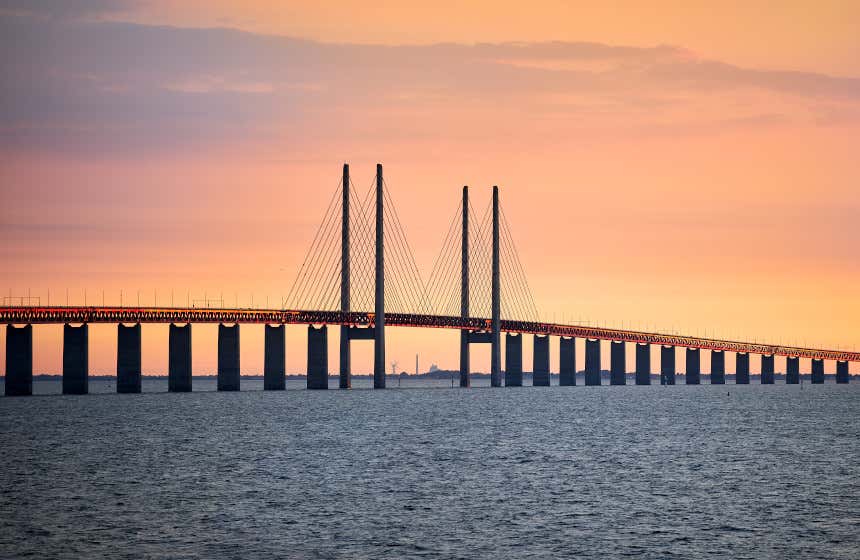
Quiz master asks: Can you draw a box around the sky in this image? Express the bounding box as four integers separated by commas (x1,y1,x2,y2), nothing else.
1,0,858,375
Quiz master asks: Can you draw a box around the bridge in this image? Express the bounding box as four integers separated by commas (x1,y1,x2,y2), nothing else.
3,164,856,395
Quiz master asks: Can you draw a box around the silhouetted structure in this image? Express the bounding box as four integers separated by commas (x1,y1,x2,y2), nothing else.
559,337,575,386
63,323,88,394
117,323,141,393
169,323,192,392
505,333,523,387
264,324,286,390
2,164,857,397
533,335,550,386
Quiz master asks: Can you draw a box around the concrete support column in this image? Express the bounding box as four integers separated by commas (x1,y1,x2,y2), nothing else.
5,324,33,396
117,323,141,394
559,337,576,386
490,186,502,387
685,348,700,385
460,185,470,388
811,359,824,384
710,351,726,384
585,339,601,386
836,361,849,384
786,357,800,385
340,163,351,390
217,324,240,391
264,325,286,390
635,343,650,385
373,163,386,389
660,346,675,385
459,332,470,388
736,353,750,384
63,323,89,395
532,335,550,386
308,325,328,390
610,341,626,385
505,333,523,387
168,323,192,392
761,355,775,384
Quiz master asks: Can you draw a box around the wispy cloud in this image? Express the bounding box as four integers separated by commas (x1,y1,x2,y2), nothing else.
1,12,858,156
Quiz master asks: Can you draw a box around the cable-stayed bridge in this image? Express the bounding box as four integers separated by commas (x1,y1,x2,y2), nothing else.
3,164,856,395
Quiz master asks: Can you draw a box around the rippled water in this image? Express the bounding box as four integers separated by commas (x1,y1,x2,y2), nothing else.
1,380,858,559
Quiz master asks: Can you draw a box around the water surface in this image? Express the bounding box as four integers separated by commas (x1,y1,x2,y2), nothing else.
1,381,858,559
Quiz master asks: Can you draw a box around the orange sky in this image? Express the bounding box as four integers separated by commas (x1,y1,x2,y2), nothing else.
1,1,858,375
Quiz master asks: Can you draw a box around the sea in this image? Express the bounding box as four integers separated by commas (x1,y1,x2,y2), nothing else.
1,378,858,559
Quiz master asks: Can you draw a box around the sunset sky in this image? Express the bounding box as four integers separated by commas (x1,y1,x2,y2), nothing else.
1,0,858,375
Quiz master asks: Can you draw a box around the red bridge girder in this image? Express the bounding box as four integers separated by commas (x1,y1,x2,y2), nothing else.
0,306,856,362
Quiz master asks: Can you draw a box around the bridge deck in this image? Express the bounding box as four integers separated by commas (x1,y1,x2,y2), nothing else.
1,306,856,362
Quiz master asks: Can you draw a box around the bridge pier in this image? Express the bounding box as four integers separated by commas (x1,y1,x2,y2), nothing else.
786,357,800,384
490,186,502,388
761,355,774,384
264,325,286,390
660,346,675,385
710,350,725,384
610,341,626,385
168,324,192,392
117,323,141,394
559,337,575,386
340,164,352,390
459,331,470,387
635,343,650,385
736,353,750,384
459,185,470,388
308,325,329,390
5,324,33,396
373,164,386,389
585,339,601,386
63,323,89,395
685,348,700,385
505,333,523,387
217,324,240,391
811,359,824,384
532,335,550,386
836,361,849,384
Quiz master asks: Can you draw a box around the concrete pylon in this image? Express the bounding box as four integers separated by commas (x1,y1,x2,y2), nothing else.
836,361,849,384
460,185,470,388
710,350,726,384
5,324,33,396
505,333,523,387
635,343,650,385
217,324,240,391
117,323,142,394
308,325,328,390
736,353,750,384
660,346,675,385
585,339,601,386
811,359,824,384
760,355,774,385
533,335,550,386
610,341,626,385
340,163,351,389
374,163,386,389
168,323,192,392
559,337,576,386
63,323,88,395
264,324,286,390
685,348,700,385
786,356,800,384
490,186,501,387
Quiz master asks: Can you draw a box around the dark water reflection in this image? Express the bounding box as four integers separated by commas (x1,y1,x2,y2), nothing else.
1,381,858,559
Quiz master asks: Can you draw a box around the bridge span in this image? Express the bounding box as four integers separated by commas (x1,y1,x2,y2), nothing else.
3,163,855,395
2,304,855,396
